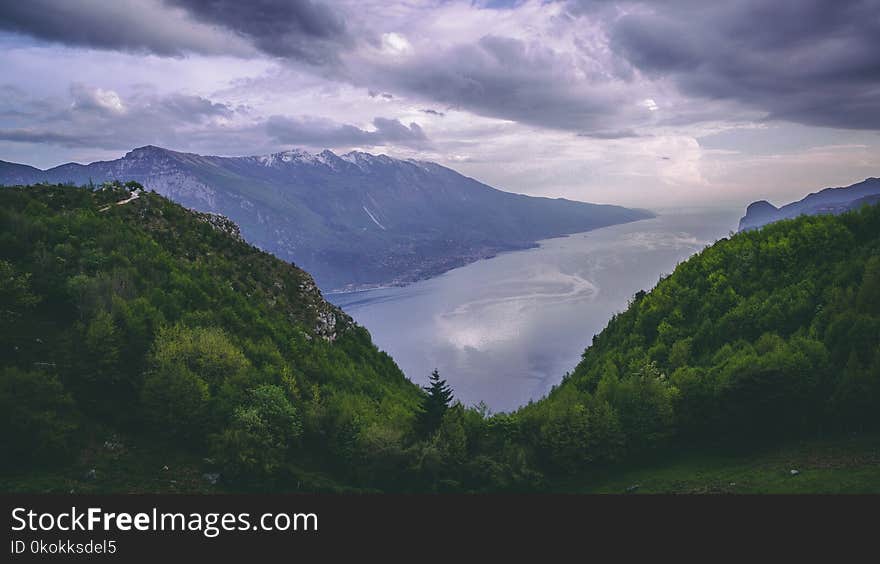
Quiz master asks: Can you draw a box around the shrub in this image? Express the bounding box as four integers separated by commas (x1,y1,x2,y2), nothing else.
0,367,78,467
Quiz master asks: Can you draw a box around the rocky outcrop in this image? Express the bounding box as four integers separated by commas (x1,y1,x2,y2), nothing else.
738,200,779,231
197,212,244,242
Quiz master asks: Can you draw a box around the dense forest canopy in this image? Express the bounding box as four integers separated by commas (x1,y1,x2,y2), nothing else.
0,183,425,490
521,199,880,471
1,183,879,492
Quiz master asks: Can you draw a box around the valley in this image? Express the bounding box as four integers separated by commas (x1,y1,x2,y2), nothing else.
2,182,880,493
330,207,742,411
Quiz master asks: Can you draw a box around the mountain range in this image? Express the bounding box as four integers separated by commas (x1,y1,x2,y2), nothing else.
739,177,880,231
0,146,652,291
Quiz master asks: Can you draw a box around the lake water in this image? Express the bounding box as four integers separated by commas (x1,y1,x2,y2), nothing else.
328,208,743,412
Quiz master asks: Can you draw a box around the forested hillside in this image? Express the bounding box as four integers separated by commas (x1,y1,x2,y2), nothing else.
520,202,880,476
0,183,424,490
2,183,879,493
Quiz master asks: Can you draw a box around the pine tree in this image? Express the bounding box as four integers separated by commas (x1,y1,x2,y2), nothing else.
417,369,454,438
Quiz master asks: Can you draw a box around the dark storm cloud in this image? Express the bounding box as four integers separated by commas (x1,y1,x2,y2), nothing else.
348,0,880,134
5,0,879,140
608,0,880,130
0,130,87,147
152,93,235,122
355,34,649,134
0,0,248,56
265,115,429,148
0,0,352,63
165,0,353,63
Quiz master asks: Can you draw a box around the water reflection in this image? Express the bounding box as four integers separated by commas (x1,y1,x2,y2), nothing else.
329,208,741,412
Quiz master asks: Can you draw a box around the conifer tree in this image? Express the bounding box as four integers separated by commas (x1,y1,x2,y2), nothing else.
417,369,454,438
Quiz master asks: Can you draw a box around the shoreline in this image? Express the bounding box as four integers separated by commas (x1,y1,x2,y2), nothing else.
324,214,658,296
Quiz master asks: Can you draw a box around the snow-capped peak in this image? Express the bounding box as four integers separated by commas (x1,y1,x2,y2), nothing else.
340,151,396,168
254,148,405,170
257,148,317,167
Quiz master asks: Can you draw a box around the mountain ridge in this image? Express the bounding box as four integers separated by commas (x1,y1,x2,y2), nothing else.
739,177,880,231
0,145,653,291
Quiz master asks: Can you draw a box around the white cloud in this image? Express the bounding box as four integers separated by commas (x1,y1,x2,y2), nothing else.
381,32,412,55
71,85,125,114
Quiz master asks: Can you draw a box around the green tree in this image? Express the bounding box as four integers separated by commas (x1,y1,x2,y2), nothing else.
830,351,879,431
148,324,250,392
141,363,210,439
0,260,39,326
595,361,677,452
141,324,255,437
81,311,122,384
536,394,624,474
857,255,880,315
214,384,302,480
0,260,39,365
0,367,78,466
434,404,468,465
417,369,454,437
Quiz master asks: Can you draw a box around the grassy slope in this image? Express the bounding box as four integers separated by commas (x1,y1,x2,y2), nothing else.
563,434,880,494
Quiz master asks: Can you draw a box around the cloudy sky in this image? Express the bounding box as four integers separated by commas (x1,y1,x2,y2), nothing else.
1,0,878,208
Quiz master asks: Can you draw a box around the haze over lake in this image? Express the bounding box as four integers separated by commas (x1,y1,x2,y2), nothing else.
330,208,742,412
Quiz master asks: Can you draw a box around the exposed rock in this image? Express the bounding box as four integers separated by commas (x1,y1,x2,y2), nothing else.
738,200,779,231
196,212,244,242
103,438,124,451
316,309,338,341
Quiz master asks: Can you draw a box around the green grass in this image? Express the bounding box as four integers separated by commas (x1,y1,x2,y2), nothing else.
565,434,880,494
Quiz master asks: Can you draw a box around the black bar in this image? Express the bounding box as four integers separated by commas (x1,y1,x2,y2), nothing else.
2,494,873,560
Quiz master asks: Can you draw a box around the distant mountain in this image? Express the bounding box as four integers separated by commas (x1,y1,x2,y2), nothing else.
0,160,44,184
739,177,880,231
0,146,652,291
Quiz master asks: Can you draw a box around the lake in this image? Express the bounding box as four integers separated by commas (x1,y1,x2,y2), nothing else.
328,208,743,412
